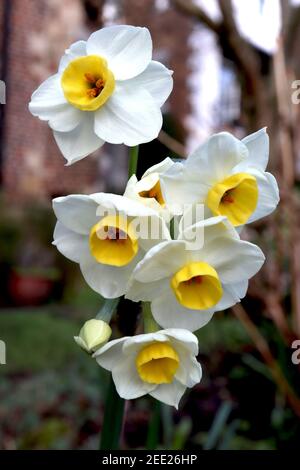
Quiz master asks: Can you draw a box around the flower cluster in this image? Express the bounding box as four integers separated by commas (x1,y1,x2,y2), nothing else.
29,25,279,408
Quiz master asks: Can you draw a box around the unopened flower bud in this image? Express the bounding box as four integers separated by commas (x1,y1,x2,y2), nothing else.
74,319,112,353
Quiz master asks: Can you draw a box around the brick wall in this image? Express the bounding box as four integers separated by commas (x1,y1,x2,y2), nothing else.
1,0,102,202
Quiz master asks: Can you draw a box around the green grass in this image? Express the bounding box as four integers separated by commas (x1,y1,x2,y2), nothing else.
0,308,84,374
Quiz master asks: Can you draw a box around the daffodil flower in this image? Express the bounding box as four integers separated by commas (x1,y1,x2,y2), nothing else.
29,25,173,164
52,193,170,298
124,157,174,220
160,128,279,227
93,329,202,408
127,216,265,331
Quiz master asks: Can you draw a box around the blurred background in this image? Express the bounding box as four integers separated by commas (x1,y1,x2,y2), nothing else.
1,0,300,450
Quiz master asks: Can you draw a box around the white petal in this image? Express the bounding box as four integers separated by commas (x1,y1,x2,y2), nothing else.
242,127,269,171
54,114,104,164
187,132,248,182
247,170,279,223
29,74,82,132
80,250,144,298
94,82,162,146
52,194,99,235
149,380,187,408
132,240,187,283
225,280,248,301
58,40,87,72
124,175,138,195
163,329,199,355
122,331,169,356
48,106,83,132
94,337,128,370
175,354,202,388
179,215,239,248
214,281,248,312
160,161,208,212
92,192,158,218
87,25,152,80
53,222,89,263
29,74,65,108
201,237,265,284
127,61,173,107
142,157,174,179
151,289,215,332
112,355,156,399
124,171,173,222
126,278,168,302
137,215,171,253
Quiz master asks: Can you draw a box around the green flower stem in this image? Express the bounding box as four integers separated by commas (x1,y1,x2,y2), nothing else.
143,301,160,333
97,297,124,450
128,145,139,178
100,376,125,450
146,399,161,449
96,297,120,323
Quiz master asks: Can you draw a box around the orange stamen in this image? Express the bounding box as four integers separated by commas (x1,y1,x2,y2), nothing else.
85,73,96,83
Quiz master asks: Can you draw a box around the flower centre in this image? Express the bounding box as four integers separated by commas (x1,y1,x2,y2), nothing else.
139,180,165,206
171,261,223,310
206,172,258,226
61,55,115,111
136,342,179,384
89,215,138,267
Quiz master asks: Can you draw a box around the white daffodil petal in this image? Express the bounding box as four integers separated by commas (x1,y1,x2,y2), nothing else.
124,176,163,213
52,195,98,235
160,162,208,212
242,127,269,171
94,83,162,146
152,289,215,332
202,237,265,284
149,379,186,408
54,114,104,165
127,61,173,107
175,354,202,387
87,25,152,80
214,281,248,312
163,329,199,355
91,192,158,218
247,171,279,223
58,40,87,72
48,105,83,132
124,175,138,196
122,331,169,356
187,132,248,181
142,157,174,179
137,215,171,253
53,222,89,263
226,280,249,300
80,250,144,298
29,74,66,110
94,337,129,370
132,240,187,283
112,356,156,399
29,74,82,132
180,216,239,249
126,278,168,302
124,164,173,222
